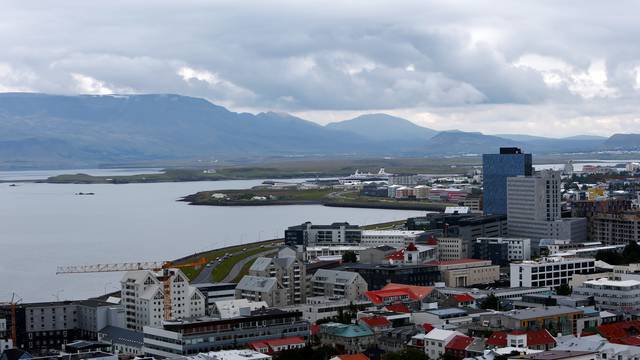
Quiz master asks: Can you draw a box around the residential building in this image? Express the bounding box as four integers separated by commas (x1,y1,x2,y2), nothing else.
141,308,309,358
120,268,205,331
590,212,640,245
305,245,367,261
360,230,428,248
317,323,375,354
409,328,463,359
246,250,306,305
358,316,392,333
479,306,584,335
510,257,596,288
485,330,556,351
411,308,473,328
364,284,434,306
445,335,473,360
573,278,640,312
310,270,368,301
428,259,500,287
235,276,286,307
284,222,361,246
507,170,587,243
483,147,533,216
341,264,441,290
518,350,597,360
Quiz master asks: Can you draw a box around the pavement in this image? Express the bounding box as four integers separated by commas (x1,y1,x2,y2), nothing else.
220,248,278,283
191,259,221,284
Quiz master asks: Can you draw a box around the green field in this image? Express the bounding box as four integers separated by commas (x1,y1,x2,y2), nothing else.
211,247,275,282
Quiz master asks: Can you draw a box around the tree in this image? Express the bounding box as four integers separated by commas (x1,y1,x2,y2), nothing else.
342,251,357,263
596,250,624,265
623,241,640,263
383,348,428,360
556,283,572,296
481,294,500,310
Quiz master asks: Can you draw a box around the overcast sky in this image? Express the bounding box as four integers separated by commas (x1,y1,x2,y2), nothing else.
2,0,640,137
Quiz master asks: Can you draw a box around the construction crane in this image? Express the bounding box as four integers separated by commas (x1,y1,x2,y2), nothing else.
56,258,207,321
1,293,22,346
55,257,208,274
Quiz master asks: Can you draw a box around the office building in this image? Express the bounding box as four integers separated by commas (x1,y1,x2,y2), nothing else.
507,170,587,243
473,237,531,266
360,230,428,248
573,278,640,312
510,257,596,288
192,283,236,315
141,308,309,358
483,147,533,216
428,259,500,287
437,237,467,261
120,268,206,331
342,264,441,290
0,300,124,353
590,212,640,245
284,222,361,246
479,306,584,334
291,296,371,323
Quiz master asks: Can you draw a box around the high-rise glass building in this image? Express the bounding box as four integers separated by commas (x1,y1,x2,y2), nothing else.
482,147,532,215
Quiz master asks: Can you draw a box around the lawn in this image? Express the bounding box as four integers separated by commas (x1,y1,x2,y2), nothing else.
211,247,276,282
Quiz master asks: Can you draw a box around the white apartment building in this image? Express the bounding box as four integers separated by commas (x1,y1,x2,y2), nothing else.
120,268,205,331
573,278,640,312
437,237,467,261
510,257,595,288
476,237,532,261
410,328,462,359
360,230,427,248
507,170,587,242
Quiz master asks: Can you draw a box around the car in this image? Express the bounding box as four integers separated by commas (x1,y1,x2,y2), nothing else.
205,263,211,267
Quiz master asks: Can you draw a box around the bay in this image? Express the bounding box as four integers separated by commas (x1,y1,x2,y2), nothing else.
0,177,425,302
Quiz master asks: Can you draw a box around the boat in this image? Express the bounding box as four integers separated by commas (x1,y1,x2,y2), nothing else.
75,192,95,196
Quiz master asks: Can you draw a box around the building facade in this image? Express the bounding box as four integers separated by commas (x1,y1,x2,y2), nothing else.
310,270,368,301
483,147,533,216
121,268,206,331
573,278,640,312
510,257,596,288
473,237,531,266
284,222,361,246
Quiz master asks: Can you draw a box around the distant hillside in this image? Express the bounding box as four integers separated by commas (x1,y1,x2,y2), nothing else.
603,134,640,150
423,131,519,154
0,93,383,168
326,114,438,142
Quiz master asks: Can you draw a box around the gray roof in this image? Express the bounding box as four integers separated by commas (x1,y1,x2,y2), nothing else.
249,257,273,272
506,306,582,320
236,276,278,293
312,269,361,284
524,350,598,360
98,326,144,346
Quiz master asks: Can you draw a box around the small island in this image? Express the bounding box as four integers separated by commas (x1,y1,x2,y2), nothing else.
181,182,454,211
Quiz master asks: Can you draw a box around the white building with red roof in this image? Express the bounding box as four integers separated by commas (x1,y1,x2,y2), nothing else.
384,243,438,265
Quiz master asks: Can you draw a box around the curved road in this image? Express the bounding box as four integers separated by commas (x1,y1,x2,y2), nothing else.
221,249,278,283
192,259,221,284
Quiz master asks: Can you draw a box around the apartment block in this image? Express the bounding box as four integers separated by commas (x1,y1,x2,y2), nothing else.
284,222,361,246
573,278,640,312
120,268,206,331
473,237,531,266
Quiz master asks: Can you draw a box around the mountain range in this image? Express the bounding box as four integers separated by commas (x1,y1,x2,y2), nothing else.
0,93,636,168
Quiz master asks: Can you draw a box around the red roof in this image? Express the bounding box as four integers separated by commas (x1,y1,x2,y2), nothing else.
453,294,475,303
365,284,433,304
423,323,434,333
613,336,640,346
311,324,321,335
263,337,305,346
385,250,405,261
486,330,555,347
360,316,391,328
426,237,438,245
598,320,640,340
385,303,411,313
446,335,473,351
336,354,370,360
406,243,418,251
427,259,487,266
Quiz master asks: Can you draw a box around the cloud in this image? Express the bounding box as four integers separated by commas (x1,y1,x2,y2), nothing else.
1,0,640,135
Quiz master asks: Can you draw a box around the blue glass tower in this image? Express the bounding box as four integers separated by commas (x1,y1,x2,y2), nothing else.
482,147,532,215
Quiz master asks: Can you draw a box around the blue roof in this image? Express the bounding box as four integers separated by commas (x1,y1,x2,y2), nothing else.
320,323,374,337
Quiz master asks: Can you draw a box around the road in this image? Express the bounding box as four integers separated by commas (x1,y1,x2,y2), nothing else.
220,249,278,283
192,259,221,284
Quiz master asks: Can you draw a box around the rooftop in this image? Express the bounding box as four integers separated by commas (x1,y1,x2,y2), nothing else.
523,350,598,360
506,306,583,320
581,278,640,287
427,259,489,266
